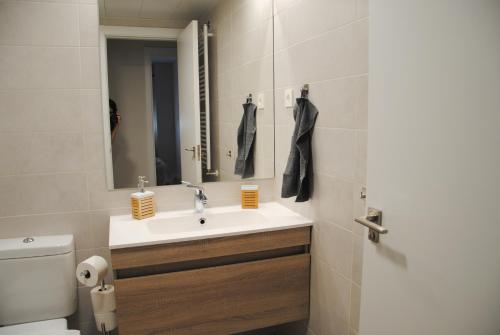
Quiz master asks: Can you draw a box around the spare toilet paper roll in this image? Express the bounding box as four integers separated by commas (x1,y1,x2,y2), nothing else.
94,311,117,332
91,284,116,313
76,255,108,287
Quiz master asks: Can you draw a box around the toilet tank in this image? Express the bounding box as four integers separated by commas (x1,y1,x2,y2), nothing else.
0,235,77,326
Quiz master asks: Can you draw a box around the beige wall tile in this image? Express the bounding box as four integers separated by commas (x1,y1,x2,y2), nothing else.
86,170,130,210
231,18,273,66
84,132,105,172
78,4,99,47
216,44,232,75
319,221,354,279
318,261,351,335
313,76,367,130
353,76,368,130
80,89,103,133
352,235,364,285
23,132,86,174
88,210,111,248
319,261,351,322
214,17,232,53
352,183,367,235
350,282,361,333
232,56,274,95
308,246,323,335
313,128,356,181
0,46,81,89
231,0,272,36
355,130,368,185
0,174,88,217
356,0,369,19
274,0,356,51
0,1,79,46
0,133,31,175
314,175,354,230
0,212,92,250
0,90,83,132
274,1,368,333
275,19,368,89
80,47,101,89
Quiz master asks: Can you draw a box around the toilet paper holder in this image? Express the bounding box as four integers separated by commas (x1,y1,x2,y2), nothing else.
80,271,113,334
100,323,112,335
79,270,107,291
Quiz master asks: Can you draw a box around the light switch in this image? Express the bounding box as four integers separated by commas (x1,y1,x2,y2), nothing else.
257,93,265,109
225,148,232,159
284,89,294,108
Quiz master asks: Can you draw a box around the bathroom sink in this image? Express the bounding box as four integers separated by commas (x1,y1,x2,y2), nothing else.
109,202,313,249
147,211,268,235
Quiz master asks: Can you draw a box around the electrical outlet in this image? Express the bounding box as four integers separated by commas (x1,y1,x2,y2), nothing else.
257,93,265,109
284,88,294,108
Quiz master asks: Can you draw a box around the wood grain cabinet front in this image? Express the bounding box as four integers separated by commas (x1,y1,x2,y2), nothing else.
111,227,312,335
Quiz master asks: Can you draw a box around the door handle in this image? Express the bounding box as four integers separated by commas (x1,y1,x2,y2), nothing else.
355,207,387,243
184,146,195,159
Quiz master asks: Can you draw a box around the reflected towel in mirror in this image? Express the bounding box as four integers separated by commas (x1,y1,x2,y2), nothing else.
234,102,257,178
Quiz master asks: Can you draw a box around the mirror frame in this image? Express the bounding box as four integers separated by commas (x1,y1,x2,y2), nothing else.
99,26,181,190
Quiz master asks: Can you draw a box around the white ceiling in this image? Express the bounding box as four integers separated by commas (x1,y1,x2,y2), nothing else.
98,0,220,21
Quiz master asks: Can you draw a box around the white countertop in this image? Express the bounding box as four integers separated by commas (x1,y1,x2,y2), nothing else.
109,202,313,249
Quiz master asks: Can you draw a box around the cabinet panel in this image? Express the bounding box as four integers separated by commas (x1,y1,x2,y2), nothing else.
114,254,310,335
111,227,311,270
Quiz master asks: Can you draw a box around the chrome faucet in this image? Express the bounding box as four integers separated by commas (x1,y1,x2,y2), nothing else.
182,181,207,213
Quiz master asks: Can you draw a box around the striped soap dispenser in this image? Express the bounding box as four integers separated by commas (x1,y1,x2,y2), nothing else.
131,176,156,220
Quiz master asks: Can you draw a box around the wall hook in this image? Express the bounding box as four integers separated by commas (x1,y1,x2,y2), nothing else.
301,84,309,99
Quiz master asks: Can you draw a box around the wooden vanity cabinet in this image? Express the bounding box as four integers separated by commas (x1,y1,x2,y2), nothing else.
110,227,312,335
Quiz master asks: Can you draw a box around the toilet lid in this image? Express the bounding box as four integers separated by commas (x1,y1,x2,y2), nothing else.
0,319,67,335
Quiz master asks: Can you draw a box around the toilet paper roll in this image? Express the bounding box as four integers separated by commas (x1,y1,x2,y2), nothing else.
91,284,116,313
76,256,108,287
94,311,117,332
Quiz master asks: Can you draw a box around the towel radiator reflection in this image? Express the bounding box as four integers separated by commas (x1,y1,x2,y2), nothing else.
199,22,213,173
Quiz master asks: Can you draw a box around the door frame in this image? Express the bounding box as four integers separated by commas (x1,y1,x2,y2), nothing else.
99,25,181,190
144,47,179,186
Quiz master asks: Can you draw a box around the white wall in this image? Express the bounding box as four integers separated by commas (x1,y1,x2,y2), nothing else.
273,0,369,334
0,1,274,334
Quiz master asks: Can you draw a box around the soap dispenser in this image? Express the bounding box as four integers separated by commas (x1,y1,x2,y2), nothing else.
131,176,156,220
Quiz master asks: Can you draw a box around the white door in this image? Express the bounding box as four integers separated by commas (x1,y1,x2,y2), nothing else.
360,1,500,335
177,20,202,183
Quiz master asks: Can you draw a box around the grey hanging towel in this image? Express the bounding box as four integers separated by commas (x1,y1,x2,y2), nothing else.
234,102,257,178
281,98,318,202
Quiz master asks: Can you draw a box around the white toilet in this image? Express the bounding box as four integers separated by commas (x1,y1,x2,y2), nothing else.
0,235,80,335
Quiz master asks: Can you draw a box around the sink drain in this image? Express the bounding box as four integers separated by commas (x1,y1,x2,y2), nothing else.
199,217,206,225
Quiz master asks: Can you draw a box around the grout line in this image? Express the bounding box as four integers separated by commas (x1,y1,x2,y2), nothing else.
0,207,129,221
0,171,90,178
0,88,98,92
0,44,97,48
76,0,82,47
274,16,368,54
275,73,369,91
0,0,90,4
0,130,86,134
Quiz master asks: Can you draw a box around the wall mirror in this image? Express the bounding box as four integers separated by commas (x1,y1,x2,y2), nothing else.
99,0,275,189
